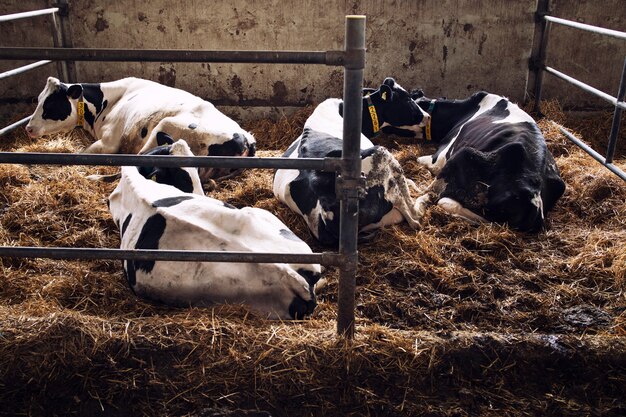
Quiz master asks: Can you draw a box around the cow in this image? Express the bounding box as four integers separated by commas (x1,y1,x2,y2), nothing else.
273,78,430,245
108,134,322,319
25,76,256,183
409,90,566,232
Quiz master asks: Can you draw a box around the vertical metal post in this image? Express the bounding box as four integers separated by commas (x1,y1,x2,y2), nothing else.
50,10,69,82
530,0,551,114
52,0,76,82
606,56,626,164
337,15,365,339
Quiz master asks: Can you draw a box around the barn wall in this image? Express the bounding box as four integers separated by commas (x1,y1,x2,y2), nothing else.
1,0,624,123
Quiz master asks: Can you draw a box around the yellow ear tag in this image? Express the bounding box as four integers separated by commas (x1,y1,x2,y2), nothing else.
381,91,387,101
76,99,85,127
151,175,157,182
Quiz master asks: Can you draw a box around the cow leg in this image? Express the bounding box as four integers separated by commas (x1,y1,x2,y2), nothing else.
437,197,487,224
417,154,445,176
82,139,112,154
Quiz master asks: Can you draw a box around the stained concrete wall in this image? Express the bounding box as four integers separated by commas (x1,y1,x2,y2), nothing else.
1,0,624,123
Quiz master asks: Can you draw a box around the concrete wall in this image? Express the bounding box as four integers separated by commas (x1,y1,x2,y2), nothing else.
1,0,624,123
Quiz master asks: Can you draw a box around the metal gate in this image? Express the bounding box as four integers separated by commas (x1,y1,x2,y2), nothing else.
529,0,626,181
0,8,366,338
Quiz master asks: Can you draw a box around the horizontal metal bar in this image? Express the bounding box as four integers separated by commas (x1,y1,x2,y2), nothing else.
544,66,626,110
0,152,343,171
0,60,52,80
544,15,626,41
0,7,59,23
0,116,30,137
0,47,346,66
555,122,626,182
0,246,343,266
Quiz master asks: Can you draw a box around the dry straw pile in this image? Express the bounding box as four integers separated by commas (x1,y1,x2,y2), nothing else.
0,103,625,416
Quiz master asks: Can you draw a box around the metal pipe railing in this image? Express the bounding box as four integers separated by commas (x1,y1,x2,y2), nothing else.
544,15,626,41
0,152,344,172
0,47,347,66
529,0,626,182
556,122,626,181
0,247,342,266
0,7,59,23
0,116,29,136
544,66,626,110
0,60,52,80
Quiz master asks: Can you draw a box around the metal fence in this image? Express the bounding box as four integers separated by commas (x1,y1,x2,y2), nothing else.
530,0,626,181
0,8,366,338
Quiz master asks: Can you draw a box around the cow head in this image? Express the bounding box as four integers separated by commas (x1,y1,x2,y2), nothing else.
25,77,84,138
364,78,430,138
137,133,204,195
440,143,564,232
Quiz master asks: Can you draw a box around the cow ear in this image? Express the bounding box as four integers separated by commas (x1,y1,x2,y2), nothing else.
498,142,527,170
156,131,175,146
47,76,60,86
67,84,83,99
382,77,396,87
379,84,393,102
362,87,377,97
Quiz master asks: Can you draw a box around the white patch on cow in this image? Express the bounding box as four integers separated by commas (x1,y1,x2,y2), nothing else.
109,139,320,319
305,99,375,149
416,154,440,175
437,197,487,224
381,111,430,134
494,100,535,125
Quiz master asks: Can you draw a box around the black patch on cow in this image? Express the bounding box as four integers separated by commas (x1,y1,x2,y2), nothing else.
133,213,166,274
223,201,237,209
297,268,321,286
280,228,302,242
152,196,194,207
121,213,132,237
81,83,105,129
288,295,316,319
248,141,256,157
358,184,394,228
42,85,72,121
156,132,174,146
207,132,248,156
138,143,196,193
188,123,198,130
141,127,148,138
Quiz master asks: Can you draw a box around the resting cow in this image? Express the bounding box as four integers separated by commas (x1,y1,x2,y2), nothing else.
273,78,429,245
411,90,565,232
26,76,255,182
108,135,321,319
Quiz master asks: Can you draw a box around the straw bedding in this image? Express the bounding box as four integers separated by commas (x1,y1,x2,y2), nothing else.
0,102,625,416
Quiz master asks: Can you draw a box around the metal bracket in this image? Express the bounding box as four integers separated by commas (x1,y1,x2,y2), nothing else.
335,174,367,199
52,1,70,17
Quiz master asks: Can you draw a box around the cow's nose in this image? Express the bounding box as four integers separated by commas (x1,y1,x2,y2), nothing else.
25,125,34,136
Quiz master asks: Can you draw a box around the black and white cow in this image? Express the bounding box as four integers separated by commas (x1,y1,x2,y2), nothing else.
273,79,429,245
26,76,256,182
108,135,322,319
410,90,566,232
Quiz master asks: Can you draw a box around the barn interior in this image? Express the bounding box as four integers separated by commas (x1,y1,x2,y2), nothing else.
1,1,625,416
